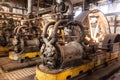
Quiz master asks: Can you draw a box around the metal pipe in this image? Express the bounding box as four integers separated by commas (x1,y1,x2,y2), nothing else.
49,19,68,44
37,0,40,17
82,0,89,11
49,20,85,44
0,11,25,16
66,21,85,43
82,0,85,11
27,0,32,14
0,2,13,12
65,0,73,16
42,22,55,45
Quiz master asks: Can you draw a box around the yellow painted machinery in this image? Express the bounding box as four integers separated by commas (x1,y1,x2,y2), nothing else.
0,16,16,56
9,19,42,62
0,6,25,57
35,0,120,80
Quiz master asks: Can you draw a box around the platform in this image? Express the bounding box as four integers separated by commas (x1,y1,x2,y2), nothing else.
0,57,41,72
74,59,120,80
35,58,120,80
0,67,36,80
2,58,120,80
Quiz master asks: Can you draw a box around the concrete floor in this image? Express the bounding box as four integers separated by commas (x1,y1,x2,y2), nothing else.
0,67,35,80
0,56,40,80
0,57,120,80
108,70,120,80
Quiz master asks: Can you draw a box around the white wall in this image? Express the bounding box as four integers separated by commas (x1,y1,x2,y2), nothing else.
98,1,120,14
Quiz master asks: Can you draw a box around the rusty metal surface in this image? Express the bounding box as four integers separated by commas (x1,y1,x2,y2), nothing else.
59,41,83,68
41,22,85,69
102,34,120,50
41,9,112,70
12,22,42,54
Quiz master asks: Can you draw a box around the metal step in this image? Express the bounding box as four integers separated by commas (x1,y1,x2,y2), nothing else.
0,67,35,80
0,57,40,72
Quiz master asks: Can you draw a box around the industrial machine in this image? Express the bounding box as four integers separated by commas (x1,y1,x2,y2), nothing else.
0,5,26,57
35,0,120,80
0,15,16,56
9,19,42,62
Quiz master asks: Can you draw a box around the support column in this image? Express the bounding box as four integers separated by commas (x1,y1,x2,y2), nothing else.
83,0,90,11
27,0,32,14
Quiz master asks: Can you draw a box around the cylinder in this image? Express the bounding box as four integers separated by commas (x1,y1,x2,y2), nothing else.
26,38,40,47
59,41,83,68
27,0,32,14
42,41,83,69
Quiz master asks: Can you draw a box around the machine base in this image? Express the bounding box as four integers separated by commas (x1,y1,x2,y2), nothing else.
9,51,41,62
0,57,41,72
35,50,120,80
0,46,12,57
36,60,93,80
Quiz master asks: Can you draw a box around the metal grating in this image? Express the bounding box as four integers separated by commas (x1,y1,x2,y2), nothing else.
0,67,35,80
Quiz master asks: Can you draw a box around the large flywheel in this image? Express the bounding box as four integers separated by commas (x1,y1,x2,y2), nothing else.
75,9,110,43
